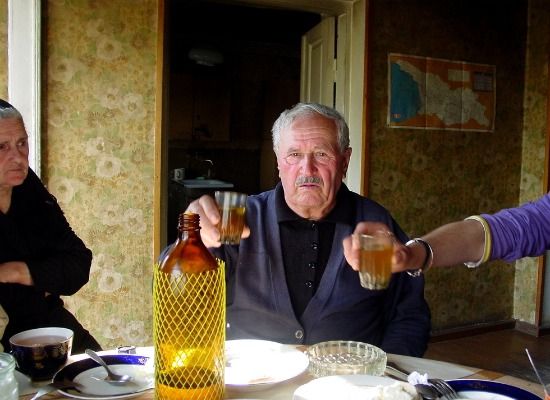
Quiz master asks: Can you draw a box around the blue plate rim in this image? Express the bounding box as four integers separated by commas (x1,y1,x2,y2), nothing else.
53,354,150,384
447,378,542,400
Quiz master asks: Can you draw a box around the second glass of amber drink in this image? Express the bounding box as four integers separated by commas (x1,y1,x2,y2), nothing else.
358,232,393,290
214,191,247,245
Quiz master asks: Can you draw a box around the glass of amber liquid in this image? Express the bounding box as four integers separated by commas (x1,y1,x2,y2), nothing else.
215,191,247,245
358,232,393,290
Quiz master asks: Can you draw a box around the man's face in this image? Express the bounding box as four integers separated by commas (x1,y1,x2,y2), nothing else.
0,118,29,192
276,114,351,220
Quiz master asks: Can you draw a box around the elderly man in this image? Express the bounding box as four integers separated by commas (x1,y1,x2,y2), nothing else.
187,102,430,356
0,99,101,353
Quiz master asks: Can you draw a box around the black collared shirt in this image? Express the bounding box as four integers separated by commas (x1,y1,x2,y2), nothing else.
275,184,354,318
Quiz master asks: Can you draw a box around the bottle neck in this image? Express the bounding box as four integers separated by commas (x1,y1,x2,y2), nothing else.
160,211,218,273
177,212,201,240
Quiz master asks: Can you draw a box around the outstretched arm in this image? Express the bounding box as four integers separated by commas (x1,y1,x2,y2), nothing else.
404,219,485,271
343,219,485,273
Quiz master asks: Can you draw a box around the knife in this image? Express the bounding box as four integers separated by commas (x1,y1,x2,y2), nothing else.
385,361,410,381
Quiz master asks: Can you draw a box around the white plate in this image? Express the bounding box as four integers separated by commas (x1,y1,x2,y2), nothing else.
14,370,33,396
225,339,309,392
293,374,397,400
53,354,154,399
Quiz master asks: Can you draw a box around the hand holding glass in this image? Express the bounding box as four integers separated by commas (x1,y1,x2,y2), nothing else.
358,232,393,290
215,191,247,244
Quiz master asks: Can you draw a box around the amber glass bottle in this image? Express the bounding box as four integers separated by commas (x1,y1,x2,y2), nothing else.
153,212,225,400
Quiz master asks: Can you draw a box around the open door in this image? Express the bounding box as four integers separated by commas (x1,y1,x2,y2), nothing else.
299,4,366,195
156,0,367,252
300,17,336,108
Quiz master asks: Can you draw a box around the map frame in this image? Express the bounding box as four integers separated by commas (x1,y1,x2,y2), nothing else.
387,53,496,132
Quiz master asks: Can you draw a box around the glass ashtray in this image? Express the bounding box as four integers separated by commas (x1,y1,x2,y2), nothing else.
306,340,387,378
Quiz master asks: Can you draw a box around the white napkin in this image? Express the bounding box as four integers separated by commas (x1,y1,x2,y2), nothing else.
407,371,429,385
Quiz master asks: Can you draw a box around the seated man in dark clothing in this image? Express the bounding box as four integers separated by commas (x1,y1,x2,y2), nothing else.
0,99,100,353
184,103,431,357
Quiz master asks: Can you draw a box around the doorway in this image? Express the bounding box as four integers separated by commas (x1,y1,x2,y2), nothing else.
158,0,367,249
165,0,320,241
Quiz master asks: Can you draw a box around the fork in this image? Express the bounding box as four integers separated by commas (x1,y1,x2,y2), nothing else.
428,378,459,399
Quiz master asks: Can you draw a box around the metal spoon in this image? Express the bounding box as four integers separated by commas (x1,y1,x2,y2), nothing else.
85,349,133,385
525,348,549,398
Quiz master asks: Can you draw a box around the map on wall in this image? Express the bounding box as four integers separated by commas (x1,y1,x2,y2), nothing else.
388,53,495,132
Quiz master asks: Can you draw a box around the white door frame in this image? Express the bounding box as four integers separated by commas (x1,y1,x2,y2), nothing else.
7,0,41,176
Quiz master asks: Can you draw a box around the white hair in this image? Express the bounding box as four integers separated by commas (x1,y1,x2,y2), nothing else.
271,102,350,153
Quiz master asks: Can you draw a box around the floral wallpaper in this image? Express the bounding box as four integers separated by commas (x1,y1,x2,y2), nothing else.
0,0,7,98
43,0,158,348
368,0,528,331
514,0,550,323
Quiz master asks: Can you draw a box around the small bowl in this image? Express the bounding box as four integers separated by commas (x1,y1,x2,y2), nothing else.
306,340,387,378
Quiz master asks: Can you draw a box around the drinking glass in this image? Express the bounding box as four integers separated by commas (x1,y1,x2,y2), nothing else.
358,232,393,290
214,191,247,245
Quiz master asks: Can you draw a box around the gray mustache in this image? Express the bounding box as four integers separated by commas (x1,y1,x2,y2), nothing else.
295,176,322,186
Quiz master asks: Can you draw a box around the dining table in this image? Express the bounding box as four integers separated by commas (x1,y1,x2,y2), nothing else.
17,345,545,400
